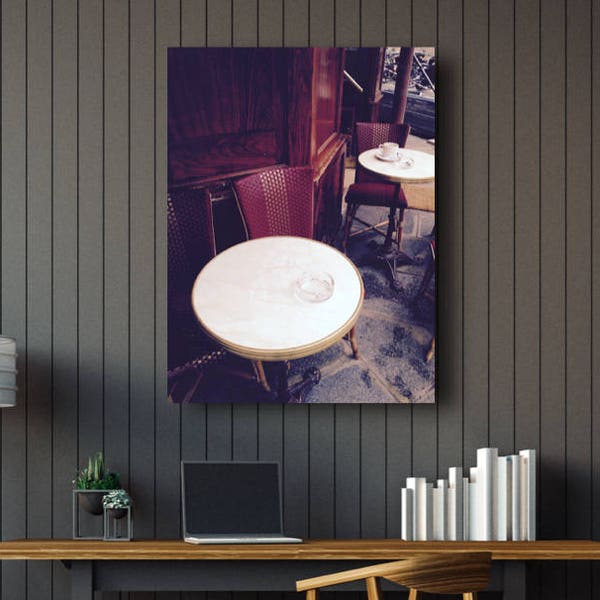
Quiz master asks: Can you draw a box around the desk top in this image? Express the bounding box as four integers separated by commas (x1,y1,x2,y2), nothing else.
1,539,600,561
192,236,364,361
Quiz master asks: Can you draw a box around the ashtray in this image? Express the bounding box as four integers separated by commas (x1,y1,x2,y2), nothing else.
294,272,334,303
396,153,415,169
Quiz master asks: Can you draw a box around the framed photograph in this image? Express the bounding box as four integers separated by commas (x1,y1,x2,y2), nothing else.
167,47,435,404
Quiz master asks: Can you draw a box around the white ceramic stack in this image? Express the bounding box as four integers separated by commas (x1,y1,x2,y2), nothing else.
0,336,18,407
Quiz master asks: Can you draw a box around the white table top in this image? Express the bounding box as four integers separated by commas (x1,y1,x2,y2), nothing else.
358,147,435,183
192,236,364,361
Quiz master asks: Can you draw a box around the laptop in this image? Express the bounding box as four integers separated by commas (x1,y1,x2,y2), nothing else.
182,461,302,544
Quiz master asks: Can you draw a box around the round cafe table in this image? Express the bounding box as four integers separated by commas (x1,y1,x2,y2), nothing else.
357,147,435,184
356,147,435,285
192,236,364,401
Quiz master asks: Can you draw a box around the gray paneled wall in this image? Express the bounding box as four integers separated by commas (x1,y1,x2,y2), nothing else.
0,1,598,599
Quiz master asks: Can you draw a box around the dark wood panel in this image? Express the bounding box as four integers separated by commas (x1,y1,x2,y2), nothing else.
488,0,515,453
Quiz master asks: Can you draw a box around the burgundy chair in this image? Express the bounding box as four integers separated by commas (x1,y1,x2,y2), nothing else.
234,166,359,375
342,122,411,253
233,166,314,240
167,188,226,391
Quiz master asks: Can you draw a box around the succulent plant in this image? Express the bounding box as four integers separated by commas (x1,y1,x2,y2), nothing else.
73,451,121,490
102,489,132,509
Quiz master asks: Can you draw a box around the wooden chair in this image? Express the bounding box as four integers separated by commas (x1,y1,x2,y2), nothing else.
296,552,492,600
343,122,411,253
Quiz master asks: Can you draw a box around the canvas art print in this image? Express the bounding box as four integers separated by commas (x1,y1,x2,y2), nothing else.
168,47,436,404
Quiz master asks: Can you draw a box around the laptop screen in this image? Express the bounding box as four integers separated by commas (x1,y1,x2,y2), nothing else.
182,462,282,535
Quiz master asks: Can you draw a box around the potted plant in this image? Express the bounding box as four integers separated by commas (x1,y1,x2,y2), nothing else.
73,451,120,515
102,489,132,519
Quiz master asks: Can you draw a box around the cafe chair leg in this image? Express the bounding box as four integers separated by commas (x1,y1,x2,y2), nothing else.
348,326,359,359
252,360,271,392
426,337,435,362
463,594,477,600
342,204,359,253
408,590,422,600
305,590,318,600
366,577,381,600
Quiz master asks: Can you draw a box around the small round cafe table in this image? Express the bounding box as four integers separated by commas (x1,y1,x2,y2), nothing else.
356,147,435,285
357,147,435,185
191,236,364,400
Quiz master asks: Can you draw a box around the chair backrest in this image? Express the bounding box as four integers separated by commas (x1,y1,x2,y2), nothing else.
355,122,411,184
355,122,411,154
296,552,491,597
233,166,314,239
167,187,216,294
381,552,491,595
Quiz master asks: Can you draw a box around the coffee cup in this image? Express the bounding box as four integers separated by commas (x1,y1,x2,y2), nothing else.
379,142,399,158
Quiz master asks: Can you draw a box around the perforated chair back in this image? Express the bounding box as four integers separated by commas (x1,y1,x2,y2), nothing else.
167,188,224,379
233,166,314,239
168,187,216,293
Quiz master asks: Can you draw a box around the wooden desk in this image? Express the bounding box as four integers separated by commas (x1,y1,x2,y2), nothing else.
1,539,599,599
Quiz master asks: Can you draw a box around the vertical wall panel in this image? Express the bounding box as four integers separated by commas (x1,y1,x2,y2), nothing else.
1,0,28,597
462,0,489,459
0,3,599,599
78,0,104,464
514,0,541,455
258,0,282,46
155,1,182,548
565,0,593,597
129,0,156,543
410,0,437,481
436,0,463,476
233,0,258,46
335,0,359,47
540,1,567,599
284,0,308,46
51,0,79,597
488,0,515,453
309,0,333,47
26,1,53,598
